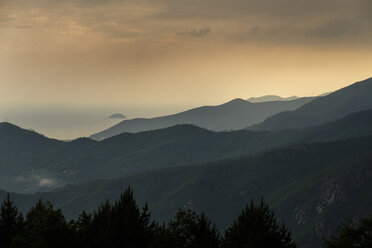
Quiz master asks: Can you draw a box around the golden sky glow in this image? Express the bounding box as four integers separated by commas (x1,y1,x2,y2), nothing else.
1,0,372,109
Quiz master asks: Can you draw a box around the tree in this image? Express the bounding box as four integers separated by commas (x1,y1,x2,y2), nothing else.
0,194,24,248
223,198,296,248
194,213,221,248
110,188,154,248
151,223,173,248
88,200,113,248
69,210,92,248
88,187,155,248
22,200,72,248
167,209,220,248
323,216,372,248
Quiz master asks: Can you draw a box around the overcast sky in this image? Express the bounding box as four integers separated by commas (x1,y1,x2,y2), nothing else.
1,0,372,109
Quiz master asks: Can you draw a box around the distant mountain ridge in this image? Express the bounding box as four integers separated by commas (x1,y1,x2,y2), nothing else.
90,97,315,140
247,95,299,103
1,77,371,248
249,77,372,131
1,108,372,193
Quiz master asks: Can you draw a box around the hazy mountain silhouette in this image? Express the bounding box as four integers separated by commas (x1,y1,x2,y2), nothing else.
1,108,372,193
249,77,372,131
247,95,299,103
2,77,372,248
3,135,372,248
90,97,315,140
109,113,126,119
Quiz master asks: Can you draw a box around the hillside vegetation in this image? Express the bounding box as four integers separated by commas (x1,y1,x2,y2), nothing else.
2,136,372,247
1,108,372,193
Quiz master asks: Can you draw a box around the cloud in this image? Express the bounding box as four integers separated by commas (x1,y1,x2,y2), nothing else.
35,176,55,187
92,23,143,39
154,0,353,20
229,13,371,46
177,27,211,38
309,17,359,39
15,175,56,188
1,0,372,47
152,0,372,46
189,27,211,37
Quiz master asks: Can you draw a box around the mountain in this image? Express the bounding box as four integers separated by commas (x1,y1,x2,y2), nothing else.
2,136,372,248
0,123,88,192
109,113,126,119
249,77,372,131
0,122,292,192
90,97,315,140
1,108,372,193
247,95,299,103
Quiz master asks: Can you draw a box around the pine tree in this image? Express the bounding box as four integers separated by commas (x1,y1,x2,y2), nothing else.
194,213,221,248
88,187,155,248
70,210,92,248
141,202,156,246
110,187,154,248
23,200,72,248
74,210,92,234
0,194,23,248
151,223,173,248
222,198,296,248
167,209,220,248
89,200,113,248
323,215,372,248
168,209,199,247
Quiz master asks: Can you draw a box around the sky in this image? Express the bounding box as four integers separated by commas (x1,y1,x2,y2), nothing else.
1,0,372,138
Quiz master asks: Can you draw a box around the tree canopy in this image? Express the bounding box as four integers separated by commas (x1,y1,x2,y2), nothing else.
323,216,372,248
223,198,296,248
0,189,296,248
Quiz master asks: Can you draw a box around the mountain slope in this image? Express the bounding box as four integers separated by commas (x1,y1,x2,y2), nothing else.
0,122,97,192
90,97,315,140
0,123,68,192
69,109,372,181
249,77,372,131
1,108,372,193
3,136,372,248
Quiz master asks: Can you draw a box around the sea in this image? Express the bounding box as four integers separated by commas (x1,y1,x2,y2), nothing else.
0,104,194,140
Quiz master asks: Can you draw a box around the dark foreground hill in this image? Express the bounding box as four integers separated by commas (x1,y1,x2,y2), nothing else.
90,97,315,140
1,108,372,193
2,136,372,248
249,77,372,131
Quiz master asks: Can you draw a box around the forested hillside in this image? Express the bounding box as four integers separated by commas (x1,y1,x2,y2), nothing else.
2,136,372,247
1,108,372,193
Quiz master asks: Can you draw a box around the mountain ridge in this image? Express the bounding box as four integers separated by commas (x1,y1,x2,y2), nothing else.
1,108,372,193
90,97,315,140
249,77,372,131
